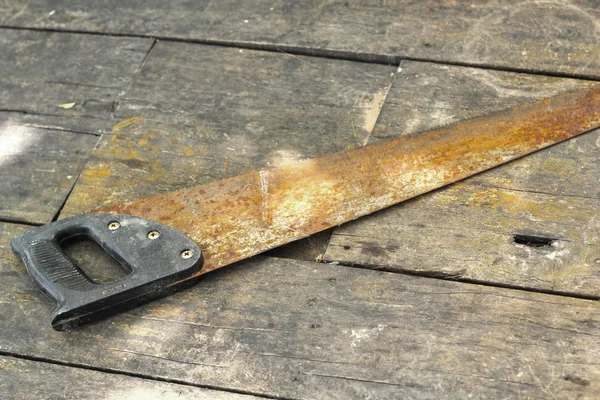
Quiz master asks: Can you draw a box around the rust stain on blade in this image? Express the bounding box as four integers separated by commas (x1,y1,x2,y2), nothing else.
96,85,600,278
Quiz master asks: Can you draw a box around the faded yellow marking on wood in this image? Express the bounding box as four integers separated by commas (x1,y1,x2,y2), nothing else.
81,166,112,182
146,161,165,182
1,252,19,267
112,116,142,134
469,188,576,222
0,292,35,304
137,132,157,147
104,138,140,160
106,123,162,161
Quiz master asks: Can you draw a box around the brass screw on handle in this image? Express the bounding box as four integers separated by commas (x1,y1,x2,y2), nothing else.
108,221,120,230
147,230,161,240
181,249,193,259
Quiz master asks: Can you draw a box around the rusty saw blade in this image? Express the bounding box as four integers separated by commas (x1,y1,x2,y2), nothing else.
11,84,600,330
98,84,600,276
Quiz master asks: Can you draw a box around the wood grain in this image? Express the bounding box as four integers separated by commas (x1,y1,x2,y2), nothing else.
325,61,600,297
0,29,154,224
0,356,259,400
2,1,600,78
0,113,98,224
0,29,153,134
2,221,600,399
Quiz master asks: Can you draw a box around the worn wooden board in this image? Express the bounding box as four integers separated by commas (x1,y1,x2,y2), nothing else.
0,356,259,400
2,1,600,78
0,28,153,135
325,61,600,297
58,41,395,257
2,221,600,399
0,29,153,224
0,113,98,224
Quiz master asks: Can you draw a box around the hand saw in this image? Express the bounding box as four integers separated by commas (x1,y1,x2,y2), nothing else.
11,85,600,331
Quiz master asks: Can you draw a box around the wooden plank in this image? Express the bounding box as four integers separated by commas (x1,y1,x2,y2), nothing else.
58,41,395,258
0,356,260,400
0,30,152,224
1,1,600,78
0,29,154,134
0,29,153,223
2,221,600,399
325,61,600,297
0,113,98,224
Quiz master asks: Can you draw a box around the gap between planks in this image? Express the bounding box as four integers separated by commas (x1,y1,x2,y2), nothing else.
1,25,600,82
319,253,600,302
0,350,290,400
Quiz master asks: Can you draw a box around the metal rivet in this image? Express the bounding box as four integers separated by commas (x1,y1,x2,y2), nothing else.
147,230,161,240
181,249,193,259
108,221,120,230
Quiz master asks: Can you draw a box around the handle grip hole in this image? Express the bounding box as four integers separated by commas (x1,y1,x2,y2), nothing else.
61,235,131,284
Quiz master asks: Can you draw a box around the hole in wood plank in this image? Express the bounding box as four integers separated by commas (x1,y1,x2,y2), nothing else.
512,234,557,248
61,235,130,284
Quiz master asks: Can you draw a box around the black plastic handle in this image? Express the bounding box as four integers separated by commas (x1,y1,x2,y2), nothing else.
11,213,203,331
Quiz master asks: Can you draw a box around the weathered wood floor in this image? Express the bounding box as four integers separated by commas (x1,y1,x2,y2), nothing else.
1,2,599,399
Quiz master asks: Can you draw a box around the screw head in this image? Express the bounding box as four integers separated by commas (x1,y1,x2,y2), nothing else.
108,221,120,230
181,249,193,259
147,230,161,240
